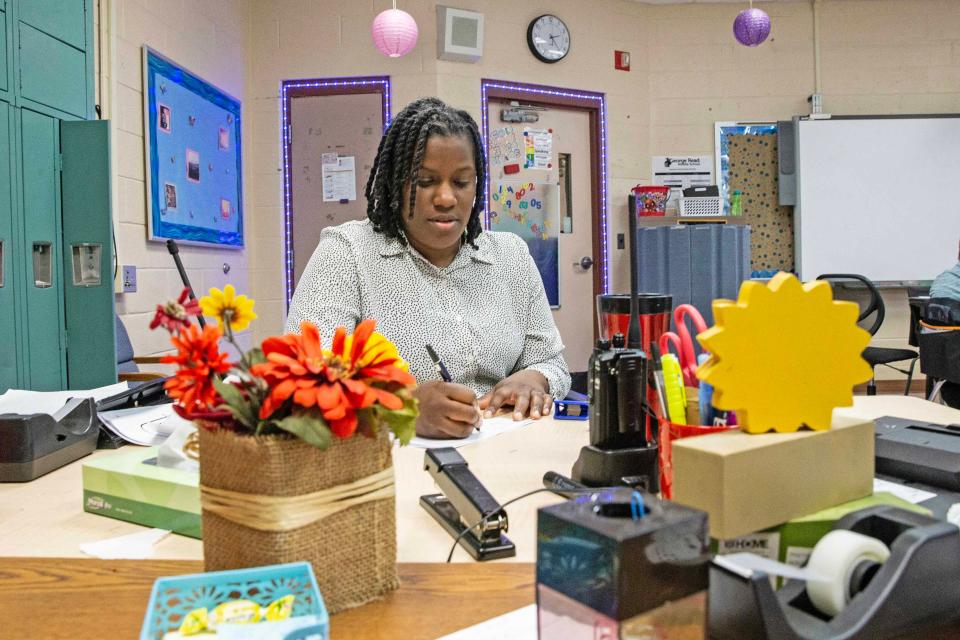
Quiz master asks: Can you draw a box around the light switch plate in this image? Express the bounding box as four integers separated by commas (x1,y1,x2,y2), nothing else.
122,265,137,293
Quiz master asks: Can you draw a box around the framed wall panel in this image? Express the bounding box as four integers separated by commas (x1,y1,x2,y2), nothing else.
143,47,243,248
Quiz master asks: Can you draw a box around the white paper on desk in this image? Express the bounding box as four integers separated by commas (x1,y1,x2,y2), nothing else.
0,382,129,416
435,604,536,640
99,404,192,446
873,478,937,504
409,415,533,449
216,616,325,640
79,528,170,559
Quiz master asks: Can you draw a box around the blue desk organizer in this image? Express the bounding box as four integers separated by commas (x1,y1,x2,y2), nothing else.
555,391,589,421
140,562,328,640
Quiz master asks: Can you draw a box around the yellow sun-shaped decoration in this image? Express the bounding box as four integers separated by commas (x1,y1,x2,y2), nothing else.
696,272,872,434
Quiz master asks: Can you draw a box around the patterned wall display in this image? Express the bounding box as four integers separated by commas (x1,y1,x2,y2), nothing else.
727,133,794,272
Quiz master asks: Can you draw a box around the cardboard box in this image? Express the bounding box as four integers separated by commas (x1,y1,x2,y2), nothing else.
671,414,874,539
82,447,201,538
714,491,931,566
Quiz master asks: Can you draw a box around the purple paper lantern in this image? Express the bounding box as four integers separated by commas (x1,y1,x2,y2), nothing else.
733,7,771,47
371,8,419,58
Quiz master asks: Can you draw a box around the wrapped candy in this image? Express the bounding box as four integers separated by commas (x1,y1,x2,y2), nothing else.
164,594,296,638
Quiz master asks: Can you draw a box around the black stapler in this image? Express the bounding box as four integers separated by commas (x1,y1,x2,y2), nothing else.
0,397,98,482
874,415,960,491
420,447,516,561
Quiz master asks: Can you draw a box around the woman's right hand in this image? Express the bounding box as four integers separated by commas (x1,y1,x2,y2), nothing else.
413,381,481,439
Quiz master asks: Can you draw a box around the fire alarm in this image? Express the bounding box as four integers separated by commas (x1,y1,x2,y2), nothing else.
615,50,630,71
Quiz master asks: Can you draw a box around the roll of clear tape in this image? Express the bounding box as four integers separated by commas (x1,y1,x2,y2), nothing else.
805,530,890,617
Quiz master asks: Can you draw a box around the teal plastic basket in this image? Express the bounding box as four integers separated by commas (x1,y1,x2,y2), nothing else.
140,562,328,640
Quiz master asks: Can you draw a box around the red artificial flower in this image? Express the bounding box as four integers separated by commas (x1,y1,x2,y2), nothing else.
150,287,202,333
162,323,231,412
251,320,415,438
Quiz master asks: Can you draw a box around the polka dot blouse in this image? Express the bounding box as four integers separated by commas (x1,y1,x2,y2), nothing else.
285,220,572,399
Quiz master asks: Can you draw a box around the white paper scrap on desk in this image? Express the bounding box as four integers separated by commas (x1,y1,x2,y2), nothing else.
873,478,937,504
80,528,171,559
0,382,129,416
435,604,536,640
99,404,192,446
409,415,534,449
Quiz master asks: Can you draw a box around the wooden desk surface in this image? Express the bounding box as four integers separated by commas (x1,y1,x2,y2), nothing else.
0,558,537,640
0,396,958,562
0,413,590,562
2,397,960,638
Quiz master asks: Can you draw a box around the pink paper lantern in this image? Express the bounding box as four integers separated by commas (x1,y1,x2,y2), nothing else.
371,8,419,58
733,7,771,47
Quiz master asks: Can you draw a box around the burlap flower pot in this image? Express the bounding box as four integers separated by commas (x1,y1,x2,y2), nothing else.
197,427,399,614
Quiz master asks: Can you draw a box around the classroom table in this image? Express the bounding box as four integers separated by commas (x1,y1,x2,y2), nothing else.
1,396,960,638
2,395,959,562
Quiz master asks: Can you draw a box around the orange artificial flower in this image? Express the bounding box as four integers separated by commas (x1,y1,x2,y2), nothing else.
162,323,232,412
251,320,415,438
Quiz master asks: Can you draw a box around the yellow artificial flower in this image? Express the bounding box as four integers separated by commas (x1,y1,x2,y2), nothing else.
343,330,411,373
200,284,257,332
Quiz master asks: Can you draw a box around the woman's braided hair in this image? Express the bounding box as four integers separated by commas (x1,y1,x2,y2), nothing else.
364,97,485,247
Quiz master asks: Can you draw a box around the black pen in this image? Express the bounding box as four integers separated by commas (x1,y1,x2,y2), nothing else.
426,344,480,432
425,344,452,382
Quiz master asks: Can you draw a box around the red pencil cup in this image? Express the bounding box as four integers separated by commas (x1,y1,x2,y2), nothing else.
631,185,670,217
658,419,739,500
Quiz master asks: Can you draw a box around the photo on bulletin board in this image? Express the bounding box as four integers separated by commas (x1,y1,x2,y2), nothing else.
143,47,243,248
489,181,560,307
714,121,777,215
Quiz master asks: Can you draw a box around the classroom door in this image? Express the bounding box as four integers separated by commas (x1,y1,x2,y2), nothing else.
288,91,385,293
486,100,596,374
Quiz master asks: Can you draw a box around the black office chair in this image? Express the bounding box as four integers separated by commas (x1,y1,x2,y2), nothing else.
917,298,960,409
816,274,919,396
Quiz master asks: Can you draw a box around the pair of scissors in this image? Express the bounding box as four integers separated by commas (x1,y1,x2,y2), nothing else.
658,304,709,387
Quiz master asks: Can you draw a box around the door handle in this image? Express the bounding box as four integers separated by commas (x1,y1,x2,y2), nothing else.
575,256,594,270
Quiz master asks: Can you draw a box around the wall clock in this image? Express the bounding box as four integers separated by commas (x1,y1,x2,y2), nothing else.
527,14,570,63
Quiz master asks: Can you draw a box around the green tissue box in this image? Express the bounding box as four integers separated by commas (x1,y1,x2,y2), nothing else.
715,492,931,566
82,447,201,538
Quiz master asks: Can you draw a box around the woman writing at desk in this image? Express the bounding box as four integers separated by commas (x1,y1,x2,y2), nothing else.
286,98,571,438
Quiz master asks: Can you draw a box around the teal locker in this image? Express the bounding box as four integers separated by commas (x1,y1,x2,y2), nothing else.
18,0,86,50
19,108,65,390
0,5,10,102
0,0,99,392
13,0,93,120
18,23,87,119
0,104,17,392
60,120,115,388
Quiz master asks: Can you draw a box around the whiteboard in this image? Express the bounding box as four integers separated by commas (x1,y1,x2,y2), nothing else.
795,116,960,282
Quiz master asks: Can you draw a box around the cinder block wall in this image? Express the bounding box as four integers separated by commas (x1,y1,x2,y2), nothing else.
103,0,960,384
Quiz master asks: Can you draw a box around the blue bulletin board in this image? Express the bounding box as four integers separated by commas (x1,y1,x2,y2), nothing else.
144,48,243,248
489,181,560,307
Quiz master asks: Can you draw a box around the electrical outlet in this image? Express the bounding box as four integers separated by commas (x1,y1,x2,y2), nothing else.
617,233,625,250
122,265,137,293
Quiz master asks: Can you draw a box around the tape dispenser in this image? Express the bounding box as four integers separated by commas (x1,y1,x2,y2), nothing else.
708,505,960,639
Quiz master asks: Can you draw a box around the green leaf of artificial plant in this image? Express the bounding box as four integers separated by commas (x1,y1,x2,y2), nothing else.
276,413,333,450
213,377,257,429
